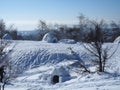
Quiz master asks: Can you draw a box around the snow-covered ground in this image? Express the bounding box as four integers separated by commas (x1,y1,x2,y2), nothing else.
2,40,120,90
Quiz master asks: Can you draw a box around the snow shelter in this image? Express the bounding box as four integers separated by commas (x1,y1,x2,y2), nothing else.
42,32,58,43
50,66,71,84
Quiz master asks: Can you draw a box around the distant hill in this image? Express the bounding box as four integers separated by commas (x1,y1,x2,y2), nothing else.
18,30,49,40
18,30,39,36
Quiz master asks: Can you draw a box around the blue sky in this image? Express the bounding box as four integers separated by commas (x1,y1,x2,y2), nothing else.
0,0,120,30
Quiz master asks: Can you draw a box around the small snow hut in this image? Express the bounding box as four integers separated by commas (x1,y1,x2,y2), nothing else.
42,33,57,43
50,66,71,84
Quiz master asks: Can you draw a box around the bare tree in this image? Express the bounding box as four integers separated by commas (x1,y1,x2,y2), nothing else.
0,19,6,39
1,60,13,90
68,47,90,74
78,13,86,29
37,20,48,30
0,41,14,90
83,20,117,72
0,19,6,46
7,24,18,40
77,14,91,41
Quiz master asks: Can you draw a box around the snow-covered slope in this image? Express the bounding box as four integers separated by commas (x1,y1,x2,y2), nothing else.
3,41,120,90
6,68,120,90
4,41,120,74
5,41,89,74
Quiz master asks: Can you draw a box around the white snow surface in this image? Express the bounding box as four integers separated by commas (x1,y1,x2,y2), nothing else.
3,40,120,90
5,41,88,74
58,39,77,44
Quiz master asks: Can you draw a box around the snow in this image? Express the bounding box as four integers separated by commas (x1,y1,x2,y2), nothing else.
4,40,87,74
6,72,120,90
2,40,120,90
114,36,120,43
42,33,58,43
5,87,27,90
58,39,76,44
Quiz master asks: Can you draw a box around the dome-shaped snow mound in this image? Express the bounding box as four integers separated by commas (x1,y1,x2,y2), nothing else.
42,33,57,43
114,36,120,43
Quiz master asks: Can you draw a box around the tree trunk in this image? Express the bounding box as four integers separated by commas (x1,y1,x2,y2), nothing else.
1,83,5,90
98,50,103,72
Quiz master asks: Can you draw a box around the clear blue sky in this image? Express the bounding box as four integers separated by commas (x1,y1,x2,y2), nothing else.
0,0,120,30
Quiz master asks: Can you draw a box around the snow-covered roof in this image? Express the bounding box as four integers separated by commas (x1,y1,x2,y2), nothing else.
51,66,70,76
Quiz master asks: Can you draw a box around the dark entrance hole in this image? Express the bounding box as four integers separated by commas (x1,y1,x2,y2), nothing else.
52,75,59,84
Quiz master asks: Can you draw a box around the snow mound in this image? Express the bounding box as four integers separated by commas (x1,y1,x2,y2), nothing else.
58,39,76,44
42,33,57,43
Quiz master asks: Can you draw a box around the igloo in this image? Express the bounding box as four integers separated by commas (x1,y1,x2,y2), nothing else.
42,33,57,43
49,66,71,84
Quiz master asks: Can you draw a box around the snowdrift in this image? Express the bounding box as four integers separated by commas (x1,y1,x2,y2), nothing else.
58,39,76,44
3,41,120,90
4,41,120,75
